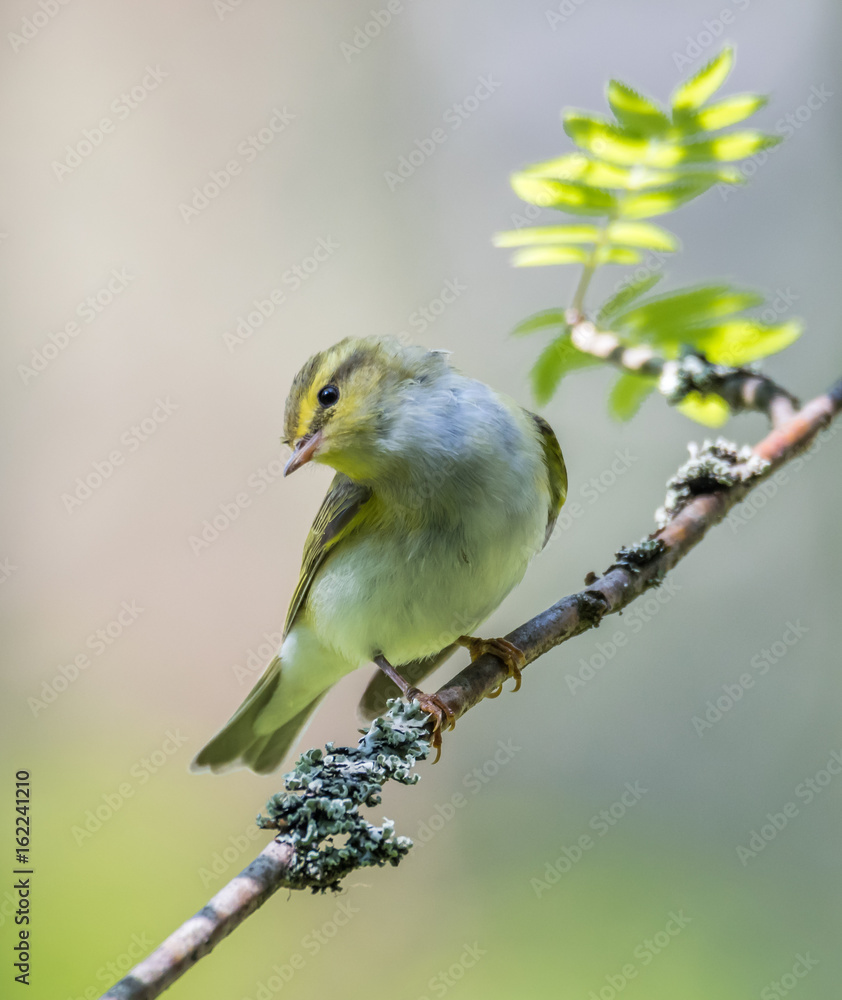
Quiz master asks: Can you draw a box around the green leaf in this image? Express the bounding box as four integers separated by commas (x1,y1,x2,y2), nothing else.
510,246,641,267
563,113,647,164
564,112,686,168
672,47,735,113
606,80,672,135
683,93,767,133
530,331,600,404
527,158,744,191
518,153,589,181
605,221,680,251
511,310,568,337
494,224,601,247
521,153,745,190
681,131,781,163
618,177,717,218
675,391,731,427
511,173,618,215
608,372,658,420
554,158,650,189
611,285,765,342
511,246,589,266
595,247,642,265
694,319,803,365
678,166,746,185
597,273,664,324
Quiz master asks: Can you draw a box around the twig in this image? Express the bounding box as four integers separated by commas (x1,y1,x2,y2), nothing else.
100,376,842,1000
567,313,800,427
102,840,294,1000
434,378,840,718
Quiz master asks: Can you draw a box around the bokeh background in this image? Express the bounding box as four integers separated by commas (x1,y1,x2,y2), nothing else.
2,1,841,997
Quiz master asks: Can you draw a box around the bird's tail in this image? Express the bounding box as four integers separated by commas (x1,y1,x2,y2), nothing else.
190,656,325,775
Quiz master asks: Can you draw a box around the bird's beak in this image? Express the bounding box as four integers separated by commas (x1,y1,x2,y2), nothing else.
284,430,323,477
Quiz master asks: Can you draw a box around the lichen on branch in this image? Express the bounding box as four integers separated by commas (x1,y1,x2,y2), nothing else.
258,701,432,892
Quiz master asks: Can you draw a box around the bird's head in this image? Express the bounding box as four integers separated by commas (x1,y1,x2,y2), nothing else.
282,336,449,481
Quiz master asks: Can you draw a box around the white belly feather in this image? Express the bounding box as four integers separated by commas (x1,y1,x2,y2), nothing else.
305,498,546,666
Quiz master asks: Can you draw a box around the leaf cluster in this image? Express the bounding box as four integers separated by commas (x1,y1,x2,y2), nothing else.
498,48,802,425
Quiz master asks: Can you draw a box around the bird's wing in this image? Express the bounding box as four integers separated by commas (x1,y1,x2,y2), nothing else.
283,473,373,636
526,411,568,545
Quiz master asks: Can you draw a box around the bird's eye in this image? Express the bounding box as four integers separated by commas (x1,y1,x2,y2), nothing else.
317,384,340,407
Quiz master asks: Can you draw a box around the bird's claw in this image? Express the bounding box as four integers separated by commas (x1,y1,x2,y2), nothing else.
406,687,456,764
458,634,527,698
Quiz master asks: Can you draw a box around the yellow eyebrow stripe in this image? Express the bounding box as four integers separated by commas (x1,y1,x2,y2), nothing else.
295,397,317,441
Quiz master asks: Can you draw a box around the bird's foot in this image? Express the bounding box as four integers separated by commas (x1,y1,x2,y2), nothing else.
373,654,455,762
457,634,527,698
405,687,455,764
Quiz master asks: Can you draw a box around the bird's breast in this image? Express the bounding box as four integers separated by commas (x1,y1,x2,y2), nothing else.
304,471,548,667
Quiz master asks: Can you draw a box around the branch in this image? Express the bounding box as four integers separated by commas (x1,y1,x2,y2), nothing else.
100,840,293,1000
567,312,800,427
100,376,842,1000
434,376,841,719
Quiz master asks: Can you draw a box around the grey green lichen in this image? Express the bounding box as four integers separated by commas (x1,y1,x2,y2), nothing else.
257,700,432,892
659,353,727,404
614,537,666,572
655,437,769,527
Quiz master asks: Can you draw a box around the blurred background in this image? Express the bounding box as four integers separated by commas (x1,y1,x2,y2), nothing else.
2,1,841,997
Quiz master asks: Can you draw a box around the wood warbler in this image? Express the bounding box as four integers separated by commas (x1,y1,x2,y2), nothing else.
192,336,566,773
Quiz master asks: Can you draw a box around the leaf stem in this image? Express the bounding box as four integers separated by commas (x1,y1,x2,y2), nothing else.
570,219,611,314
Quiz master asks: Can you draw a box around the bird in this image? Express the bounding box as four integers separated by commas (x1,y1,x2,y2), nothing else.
191,336,566,774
